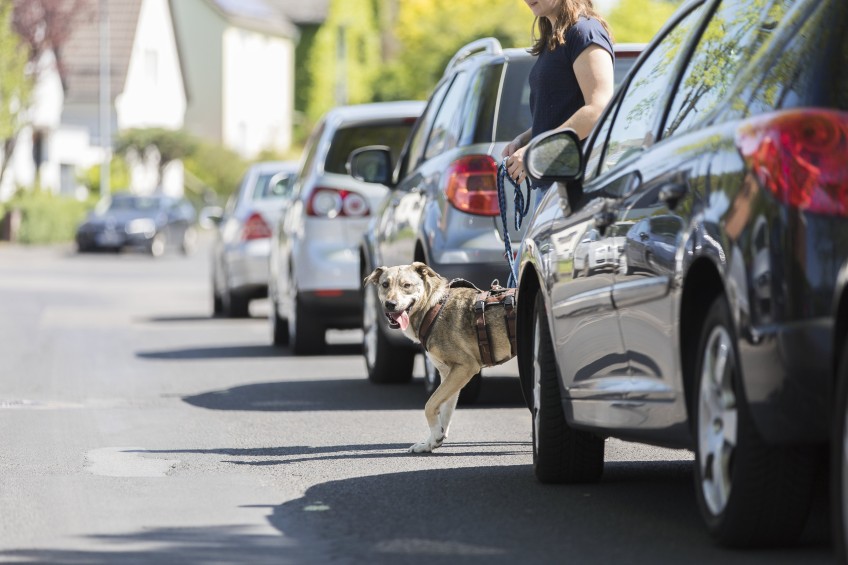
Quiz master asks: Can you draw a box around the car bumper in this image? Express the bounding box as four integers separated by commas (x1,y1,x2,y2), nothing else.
76,230,155,249
225,239,271,292
738,316,832,444
300,289,362,329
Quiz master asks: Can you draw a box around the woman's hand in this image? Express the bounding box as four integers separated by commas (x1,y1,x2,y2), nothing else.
505,145,528,185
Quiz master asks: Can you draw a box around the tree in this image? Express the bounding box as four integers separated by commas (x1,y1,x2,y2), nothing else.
0,0,32,188
372,0,534,101
607,0,681,44
115,128,198,191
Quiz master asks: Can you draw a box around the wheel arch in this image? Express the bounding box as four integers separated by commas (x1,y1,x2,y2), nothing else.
516,263,543,411
680,257,726,432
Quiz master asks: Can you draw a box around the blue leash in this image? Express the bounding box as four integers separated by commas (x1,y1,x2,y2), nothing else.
497,157,531,288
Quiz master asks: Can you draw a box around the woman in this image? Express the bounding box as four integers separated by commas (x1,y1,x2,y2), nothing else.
503,0,615,186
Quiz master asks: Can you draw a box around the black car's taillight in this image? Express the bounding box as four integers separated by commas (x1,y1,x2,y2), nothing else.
736,109,848,216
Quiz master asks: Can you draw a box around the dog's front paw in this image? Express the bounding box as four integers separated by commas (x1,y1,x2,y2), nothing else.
408,440,436,453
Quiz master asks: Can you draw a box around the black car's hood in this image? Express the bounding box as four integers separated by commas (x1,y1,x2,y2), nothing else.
86,210,162,227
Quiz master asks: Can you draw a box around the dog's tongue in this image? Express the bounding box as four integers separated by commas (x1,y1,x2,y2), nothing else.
397,311,410,331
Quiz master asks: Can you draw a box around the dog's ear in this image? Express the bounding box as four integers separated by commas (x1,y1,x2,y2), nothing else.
412,262,437,280
364,266,386,286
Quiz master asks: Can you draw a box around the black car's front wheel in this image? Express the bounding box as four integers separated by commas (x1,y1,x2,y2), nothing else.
693,296,817,547
531,292,604,484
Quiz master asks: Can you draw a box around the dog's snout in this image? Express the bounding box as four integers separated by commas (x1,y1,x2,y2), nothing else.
384,299,398,312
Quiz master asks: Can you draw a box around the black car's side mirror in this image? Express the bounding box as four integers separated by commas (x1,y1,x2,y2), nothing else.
524,128,583,182
347,146,393,186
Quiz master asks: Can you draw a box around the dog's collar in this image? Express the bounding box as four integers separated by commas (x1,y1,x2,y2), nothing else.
418,291,450,352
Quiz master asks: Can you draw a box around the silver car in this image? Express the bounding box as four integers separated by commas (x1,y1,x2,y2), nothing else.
270,101,425,353
210,161,299,317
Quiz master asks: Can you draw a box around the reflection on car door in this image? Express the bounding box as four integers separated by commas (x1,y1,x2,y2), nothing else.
543,183,628,396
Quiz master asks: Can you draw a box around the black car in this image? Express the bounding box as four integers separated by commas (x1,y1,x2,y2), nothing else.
516,0,848,552
76,192,197,256
351,38,644,399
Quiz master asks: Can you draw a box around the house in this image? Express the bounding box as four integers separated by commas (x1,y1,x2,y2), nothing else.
170,0,298,159
0,0,188,200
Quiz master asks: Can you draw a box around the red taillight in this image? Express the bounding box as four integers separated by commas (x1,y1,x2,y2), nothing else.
307,187,370,218
444,155,499,216
736,109,848,216
243,212,271,240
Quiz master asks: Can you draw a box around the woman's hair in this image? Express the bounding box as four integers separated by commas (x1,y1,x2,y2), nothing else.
529,0,613,55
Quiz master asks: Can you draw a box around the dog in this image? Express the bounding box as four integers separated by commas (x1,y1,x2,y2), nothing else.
364,262,516,453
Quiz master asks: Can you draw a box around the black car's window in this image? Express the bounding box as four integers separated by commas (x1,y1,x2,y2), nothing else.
597,4,707,176
424,71,471,160
404,80,450,174
107,196,164,212
729,0,848,117
494,58,534,143
664,0,792,137
325,122,414,174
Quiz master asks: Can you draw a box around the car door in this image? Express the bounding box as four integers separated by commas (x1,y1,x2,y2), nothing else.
563,0,711,433
377,79,452,267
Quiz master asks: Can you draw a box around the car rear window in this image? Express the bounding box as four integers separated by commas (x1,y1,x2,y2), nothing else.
493,58,534,142
324,122,415,174
252,172,294,200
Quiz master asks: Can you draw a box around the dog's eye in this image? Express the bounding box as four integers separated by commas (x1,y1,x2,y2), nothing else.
381,282,389,289
403,283,412,289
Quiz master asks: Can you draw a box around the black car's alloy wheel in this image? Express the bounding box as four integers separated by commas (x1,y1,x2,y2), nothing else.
531,292,604,483
362,280,413,383
693,296,817,547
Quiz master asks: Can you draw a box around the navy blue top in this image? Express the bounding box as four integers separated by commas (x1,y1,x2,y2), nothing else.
529,16,614,138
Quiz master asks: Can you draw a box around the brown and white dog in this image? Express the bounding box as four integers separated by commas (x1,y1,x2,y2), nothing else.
364,262,516,453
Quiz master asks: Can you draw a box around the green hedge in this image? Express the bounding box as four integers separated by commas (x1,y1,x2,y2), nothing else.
4,190,93,244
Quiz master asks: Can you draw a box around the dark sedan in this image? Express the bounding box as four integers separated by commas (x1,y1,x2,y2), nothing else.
76,192,197,256
515,0,848,553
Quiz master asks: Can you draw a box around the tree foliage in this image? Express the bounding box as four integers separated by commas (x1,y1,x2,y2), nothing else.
115,128,198,189
0,0,32,186
607,0,681,44
372,0,534,102
304,0,383,123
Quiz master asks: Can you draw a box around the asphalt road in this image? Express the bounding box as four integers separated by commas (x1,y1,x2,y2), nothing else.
0,234,835,564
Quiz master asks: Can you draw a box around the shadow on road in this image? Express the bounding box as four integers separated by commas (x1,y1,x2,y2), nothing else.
181,376,523,412
136,342,362,360
264,462,832,565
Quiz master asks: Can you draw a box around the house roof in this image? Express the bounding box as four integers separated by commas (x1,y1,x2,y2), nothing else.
62,0,142,104
265,0,329,25
205,0,298,38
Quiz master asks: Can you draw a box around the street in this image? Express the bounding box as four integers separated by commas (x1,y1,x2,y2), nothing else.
0,235,835,564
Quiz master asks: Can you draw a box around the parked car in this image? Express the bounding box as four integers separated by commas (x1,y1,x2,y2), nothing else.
75,192,196,256
269,101,425,353
210,161,299,318
516,0,847,551
620,215,682,275
572,221,632,277
350,39,644,399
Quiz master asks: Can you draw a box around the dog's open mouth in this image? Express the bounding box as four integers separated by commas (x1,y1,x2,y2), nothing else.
385,302,414,331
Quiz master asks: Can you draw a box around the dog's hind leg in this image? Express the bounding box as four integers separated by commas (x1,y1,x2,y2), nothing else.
409,364,476,453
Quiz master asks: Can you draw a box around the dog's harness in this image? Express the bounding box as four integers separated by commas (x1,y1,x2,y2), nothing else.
419,279,517,368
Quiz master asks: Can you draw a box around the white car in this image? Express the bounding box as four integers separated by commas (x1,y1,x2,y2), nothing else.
210,161,299,317
270,101,425,354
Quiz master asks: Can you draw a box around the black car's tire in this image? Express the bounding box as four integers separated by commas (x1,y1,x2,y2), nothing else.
423,353,481,404
270,294,289,346
832,338,848,562
531,292,604,484
362,280,414,383
289,294,324,355
225,291,250,318
693,296,816,547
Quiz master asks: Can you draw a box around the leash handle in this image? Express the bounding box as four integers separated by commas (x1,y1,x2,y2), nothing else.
497,157,531,288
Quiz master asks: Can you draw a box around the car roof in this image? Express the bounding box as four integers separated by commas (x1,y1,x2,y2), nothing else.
322,101,426,125
248,160,300,174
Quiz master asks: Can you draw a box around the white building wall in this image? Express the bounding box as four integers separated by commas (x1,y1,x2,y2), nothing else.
116,0,186,130
222,27,293,158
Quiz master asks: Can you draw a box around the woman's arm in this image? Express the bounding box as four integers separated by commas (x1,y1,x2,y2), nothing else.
558,44,614,139
501,127,533,159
